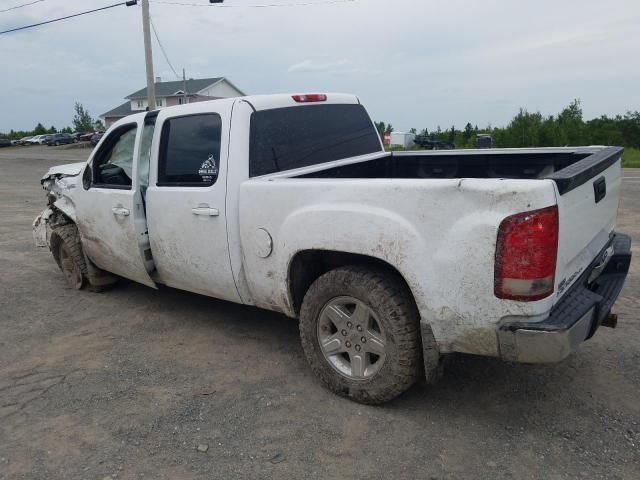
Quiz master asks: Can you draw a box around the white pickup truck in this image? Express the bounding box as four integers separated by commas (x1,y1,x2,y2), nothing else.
34,93,631,404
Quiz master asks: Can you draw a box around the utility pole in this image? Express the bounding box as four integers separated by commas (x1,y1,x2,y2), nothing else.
141,0,156,110
182,68,187,104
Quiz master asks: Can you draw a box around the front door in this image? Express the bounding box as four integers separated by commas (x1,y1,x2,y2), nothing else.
75,117,156,288
144,109,240,303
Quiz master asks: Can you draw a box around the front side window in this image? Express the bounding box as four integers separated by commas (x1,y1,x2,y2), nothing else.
93,124,137,188
157,113,222,186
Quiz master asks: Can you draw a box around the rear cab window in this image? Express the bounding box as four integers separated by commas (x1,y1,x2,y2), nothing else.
249,104,381,177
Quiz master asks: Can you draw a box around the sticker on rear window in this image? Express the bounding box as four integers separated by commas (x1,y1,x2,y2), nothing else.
198,155,218,182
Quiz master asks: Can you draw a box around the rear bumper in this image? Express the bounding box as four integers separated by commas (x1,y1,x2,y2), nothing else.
497,233,632,363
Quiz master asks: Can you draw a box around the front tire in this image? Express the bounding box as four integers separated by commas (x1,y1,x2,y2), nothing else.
299,265,422,404
50,224,88,290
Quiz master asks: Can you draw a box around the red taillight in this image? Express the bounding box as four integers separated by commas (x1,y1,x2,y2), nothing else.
494,205,558,301
292,94,327,103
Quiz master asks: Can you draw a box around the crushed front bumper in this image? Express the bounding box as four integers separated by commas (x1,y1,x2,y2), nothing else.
498,233,632,363
33,208,54,248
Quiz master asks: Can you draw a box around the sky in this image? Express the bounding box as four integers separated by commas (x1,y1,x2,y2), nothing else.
1,0,639,133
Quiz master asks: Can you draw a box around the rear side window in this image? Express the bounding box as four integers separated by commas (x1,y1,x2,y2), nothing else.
249,104,381,177
157,113,222,186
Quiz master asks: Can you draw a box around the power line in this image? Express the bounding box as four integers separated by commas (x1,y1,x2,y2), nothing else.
0,0,44,14
0,1,137,35
149,15,181,80
149,0,355,8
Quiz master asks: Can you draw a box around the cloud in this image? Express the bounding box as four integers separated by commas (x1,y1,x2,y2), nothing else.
1,0,639,132
287,58,353,74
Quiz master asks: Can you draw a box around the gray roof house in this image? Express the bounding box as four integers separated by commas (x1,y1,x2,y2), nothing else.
101,77,245,127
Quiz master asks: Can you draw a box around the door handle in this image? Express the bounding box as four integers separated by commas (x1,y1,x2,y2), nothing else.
191,207,220,217
112,206,130,217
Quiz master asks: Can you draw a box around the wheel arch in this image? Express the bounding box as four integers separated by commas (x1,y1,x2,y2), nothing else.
288,249,419,317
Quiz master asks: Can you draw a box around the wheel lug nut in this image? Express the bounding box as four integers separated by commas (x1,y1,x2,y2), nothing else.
356,325,363,332
345,341,352,348
355,344,361,351
347,321,353,328
341,329,348,336
361,337,366,343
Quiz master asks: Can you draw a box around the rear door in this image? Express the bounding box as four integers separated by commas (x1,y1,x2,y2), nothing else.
551,147,624,298
75,116,156,288
144,107,241,303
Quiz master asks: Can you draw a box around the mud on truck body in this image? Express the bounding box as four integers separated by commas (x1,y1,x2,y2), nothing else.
34,93,631,404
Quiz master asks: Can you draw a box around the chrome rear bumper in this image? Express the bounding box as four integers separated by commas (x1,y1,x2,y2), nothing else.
497,233,631,363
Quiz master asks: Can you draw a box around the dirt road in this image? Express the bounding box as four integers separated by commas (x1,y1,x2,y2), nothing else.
1,146,639,479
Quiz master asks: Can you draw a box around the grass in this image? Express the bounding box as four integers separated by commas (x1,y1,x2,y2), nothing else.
621,147,640,168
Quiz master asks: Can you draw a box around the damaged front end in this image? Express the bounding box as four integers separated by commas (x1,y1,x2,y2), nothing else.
33,162,85,248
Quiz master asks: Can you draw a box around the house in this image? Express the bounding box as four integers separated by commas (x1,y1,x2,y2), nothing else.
101,77,245,128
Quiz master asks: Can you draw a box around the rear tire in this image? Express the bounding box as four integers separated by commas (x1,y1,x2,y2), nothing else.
299,265,422,404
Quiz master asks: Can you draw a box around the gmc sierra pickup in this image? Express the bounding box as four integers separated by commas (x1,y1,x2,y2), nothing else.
33,93,632,404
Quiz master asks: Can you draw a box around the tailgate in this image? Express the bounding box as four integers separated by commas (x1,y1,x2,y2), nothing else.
549,147,623,300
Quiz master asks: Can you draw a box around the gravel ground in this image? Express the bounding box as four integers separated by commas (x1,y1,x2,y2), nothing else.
1,146,639,480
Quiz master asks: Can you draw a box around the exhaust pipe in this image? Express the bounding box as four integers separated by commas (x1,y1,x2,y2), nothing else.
601,313,618,329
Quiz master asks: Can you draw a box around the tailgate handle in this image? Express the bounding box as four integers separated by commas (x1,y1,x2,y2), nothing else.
593,176,606,203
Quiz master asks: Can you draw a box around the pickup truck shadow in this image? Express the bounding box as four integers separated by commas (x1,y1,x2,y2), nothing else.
104,278,630,426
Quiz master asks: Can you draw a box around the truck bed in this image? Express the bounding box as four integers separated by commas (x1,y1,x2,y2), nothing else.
294,146,622,194
246,144,624,355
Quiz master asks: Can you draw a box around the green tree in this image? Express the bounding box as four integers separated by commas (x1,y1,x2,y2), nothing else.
72,102,94,132
374,121,386,140
48,125,57,133
94,119,105,130
463,123,473,142
33,123,47,135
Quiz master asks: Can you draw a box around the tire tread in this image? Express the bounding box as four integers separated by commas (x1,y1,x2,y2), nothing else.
299,265,422,404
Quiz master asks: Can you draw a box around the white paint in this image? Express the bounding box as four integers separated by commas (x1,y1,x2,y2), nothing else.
145,100,241,303
35,93,624,359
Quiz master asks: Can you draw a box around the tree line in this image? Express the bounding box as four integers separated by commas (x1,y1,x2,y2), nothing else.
1,103,104,140
380,100,640,150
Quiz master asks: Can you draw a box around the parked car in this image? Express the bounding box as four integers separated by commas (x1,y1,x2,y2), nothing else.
46,133,76,146
79,132,98,142
15,136,33,145
90,132,104,146
0,138,11,147
33,93,632,405
27,135,52,145
413,135,455,150
475,134,494,149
